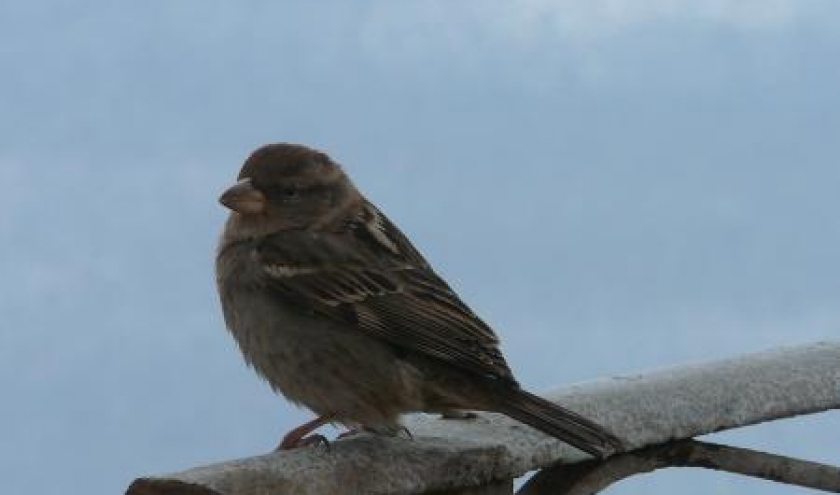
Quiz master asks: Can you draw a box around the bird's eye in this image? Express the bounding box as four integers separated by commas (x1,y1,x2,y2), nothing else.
276,188,302,202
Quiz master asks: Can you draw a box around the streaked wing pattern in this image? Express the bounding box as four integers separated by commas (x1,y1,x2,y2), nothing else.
256,203,515,382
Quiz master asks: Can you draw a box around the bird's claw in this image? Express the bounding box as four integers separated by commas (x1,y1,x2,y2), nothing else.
277,433,330,451
398,426,413,440
440,410,477,420
336,428,361,440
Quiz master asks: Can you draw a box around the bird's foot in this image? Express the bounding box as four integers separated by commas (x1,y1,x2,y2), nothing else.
397,425,413,440
440,409,477,420
367,424,413,440
336,428,362,440
276,414,333,451
278,433,330,450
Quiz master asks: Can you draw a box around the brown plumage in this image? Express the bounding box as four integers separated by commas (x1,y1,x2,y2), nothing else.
216,143,624,457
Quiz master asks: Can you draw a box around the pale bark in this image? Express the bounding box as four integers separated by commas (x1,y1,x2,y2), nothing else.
126,341,840,495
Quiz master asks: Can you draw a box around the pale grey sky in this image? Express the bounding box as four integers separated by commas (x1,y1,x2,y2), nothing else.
2,2,839,494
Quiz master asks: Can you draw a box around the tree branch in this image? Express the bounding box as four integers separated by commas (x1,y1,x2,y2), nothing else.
126,342,840,495
518,439,840,495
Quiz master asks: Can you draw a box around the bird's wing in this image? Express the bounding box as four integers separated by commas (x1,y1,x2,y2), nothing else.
256,203,516,383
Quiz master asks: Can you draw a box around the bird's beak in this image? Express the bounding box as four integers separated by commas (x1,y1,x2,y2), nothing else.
219,178,267,214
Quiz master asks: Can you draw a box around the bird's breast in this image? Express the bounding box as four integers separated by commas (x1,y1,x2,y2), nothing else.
215,241,430,425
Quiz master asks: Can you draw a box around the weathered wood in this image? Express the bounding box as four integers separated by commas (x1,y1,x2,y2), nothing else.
518,440,840,494
126,341,840,495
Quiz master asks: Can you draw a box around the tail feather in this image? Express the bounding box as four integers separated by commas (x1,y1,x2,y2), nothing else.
494,388,624,458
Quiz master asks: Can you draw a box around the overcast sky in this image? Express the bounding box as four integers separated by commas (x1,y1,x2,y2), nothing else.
2,2,839,494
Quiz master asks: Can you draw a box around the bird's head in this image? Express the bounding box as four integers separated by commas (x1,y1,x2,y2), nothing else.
220,143,358,232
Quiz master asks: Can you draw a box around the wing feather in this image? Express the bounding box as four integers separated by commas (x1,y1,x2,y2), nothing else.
256,204,515,382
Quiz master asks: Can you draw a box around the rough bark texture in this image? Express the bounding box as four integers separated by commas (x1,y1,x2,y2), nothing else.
126,341,840,495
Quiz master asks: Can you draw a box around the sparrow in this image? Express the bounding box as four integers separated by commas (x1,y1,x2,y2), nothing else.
215,143,624,457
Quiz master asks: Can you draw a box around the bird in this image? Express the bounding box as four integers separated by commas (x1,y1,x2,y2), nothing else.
215,143,624,458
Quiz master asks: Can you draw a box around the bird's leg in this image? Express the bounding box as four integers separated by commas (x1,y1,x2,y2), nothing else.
336,428,362,440
277,414,334,450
